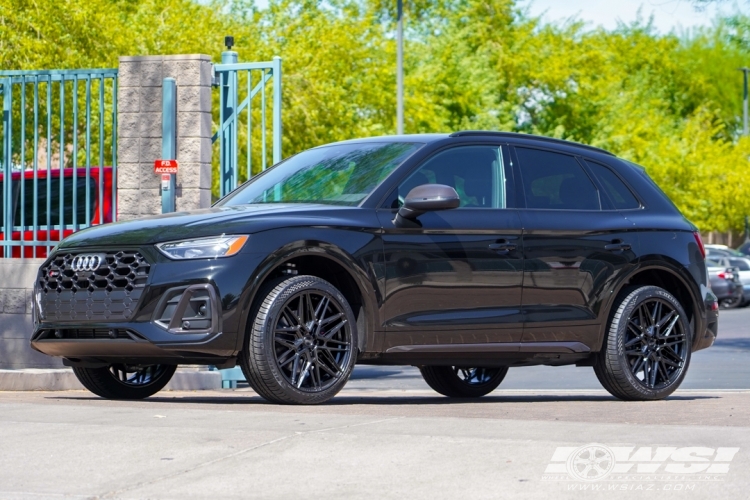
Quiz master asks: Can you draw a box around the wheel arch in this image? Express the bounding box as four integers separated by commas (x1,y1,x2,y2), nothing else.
235,240,380,356
596,260,703,352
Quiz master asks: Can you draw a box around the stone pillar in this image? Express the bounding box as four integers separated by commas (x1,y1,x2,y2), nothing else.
117,55,213,220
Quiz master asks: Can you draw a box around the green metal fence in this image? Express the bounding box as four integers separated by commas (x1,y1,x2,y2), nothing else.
0,69,118,259
214,53,282,198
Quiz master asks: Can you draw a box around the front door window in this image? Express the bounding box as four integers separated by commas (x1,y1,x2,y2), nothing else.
394,146,509,209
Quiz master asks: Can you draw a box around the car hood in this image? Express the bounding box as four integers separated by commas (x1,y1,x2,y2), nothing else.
57,204,365,249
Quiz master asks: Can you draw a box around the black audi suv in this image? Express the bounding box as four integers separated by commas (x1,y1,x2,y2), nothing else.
31,131,719,404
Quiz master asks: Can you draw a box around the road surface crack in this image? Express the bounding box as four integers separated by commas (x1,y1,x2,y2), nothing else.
97,416,403,499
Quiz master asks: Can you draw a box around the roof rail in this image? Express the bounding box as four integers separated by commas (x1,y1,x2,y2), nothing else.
449,131,614,156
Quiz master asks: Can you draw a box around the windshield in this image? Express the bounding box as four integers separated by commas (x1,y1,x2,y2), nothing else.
218,142,422,207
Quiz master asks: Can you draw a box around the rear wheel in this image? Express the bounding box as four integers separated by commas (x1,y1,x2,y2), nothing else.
419,366,508,398
73,364,176,400
720,295,742,309
239,275,357,405
594,285,691,401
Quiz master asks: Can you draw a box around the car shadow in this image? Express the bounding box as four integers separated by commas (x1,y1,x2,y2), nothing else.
713,338,750,350
48,393,720,406
348,369,405,380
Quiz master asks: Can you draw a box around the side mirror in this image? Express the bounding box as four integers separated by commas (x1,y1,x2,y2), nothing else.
394,184,460,227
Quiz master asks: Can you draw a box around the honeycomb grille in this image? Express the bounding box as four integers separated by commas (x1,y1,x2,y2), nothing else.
37,251,151,322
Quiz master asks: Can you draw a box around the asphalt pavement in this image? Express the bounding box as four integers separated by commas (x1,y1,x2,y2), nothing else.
0,308,747,499
0,389,747,499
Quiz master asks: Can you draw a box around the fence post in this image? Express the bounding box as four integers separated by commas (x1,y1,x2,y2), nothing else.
220,47,238,197
2,79,11,258
272,56,282,165
161,78,177,213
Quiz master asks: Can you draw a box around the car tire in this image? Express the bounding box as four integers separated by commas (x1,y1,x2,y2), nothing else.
720,296,742,309
419,366,508,398
594,285,692,401
239,275,358,405
72,364,176,400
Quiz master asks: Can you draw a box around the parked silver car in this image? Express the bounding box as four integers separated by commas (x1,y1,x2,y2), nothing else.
706,244,745,259
706,259,744,309
709,256,750,306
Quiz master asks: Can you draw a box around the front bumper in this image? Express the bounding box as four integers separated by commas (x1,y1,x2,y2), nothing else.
31,318,229,365
31,247,265,365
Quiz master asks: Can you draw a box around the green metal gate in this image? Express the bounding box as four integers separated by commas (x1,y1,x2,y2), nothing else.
213,51,282,198
0,69,118,259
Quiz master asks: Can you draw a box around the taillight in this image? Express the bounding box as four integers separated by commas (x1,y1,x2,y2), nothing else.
693,232,706,260
717,271,734,280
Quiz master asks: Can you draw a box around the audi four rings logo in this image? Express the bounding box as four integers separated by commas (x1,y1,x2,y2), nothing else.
71,254,105,272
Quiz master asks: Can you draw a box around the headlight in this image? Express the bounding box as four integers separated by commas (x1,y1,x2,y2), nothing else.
156,235,249,260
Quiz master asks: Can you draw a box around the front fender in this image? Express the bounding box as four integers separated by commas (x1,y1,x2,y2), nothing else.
234,228,383,356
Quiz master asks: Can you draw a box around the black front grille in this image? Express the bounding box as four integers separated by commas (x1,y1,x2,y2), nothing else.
37,251,151,322
34,328,147,340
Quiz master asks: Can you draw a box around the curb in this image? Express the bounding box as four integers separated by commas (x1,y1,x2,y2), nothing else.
0,368,222,391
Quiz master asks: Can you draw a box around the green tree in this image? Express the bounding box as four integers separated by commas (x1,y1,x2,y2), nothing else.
2,0,750,232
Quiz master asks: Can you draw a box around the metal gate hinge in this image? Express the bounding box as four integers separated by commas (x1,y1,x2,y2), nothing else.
211,64,220,87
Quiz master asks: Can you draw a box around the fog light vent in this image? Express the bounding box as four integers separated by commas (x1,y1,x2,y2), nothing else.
153,284,220,334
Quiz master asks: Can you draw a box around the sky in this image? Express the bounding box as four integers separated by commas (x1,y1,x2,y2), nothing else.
223,0,744,33
520,0,743,33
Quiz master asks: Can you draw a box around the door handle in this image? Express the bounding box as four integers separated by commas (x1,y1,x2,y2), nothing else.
489,240,517,254
604,240,631,252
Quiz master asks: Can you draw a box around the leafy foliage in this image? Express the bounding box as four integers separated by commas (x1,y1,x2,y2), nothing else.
1,0,749,231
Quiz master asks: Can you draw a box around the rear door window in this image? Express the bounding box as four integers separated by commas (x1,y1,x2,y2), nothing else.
729,258,750,271
585,160,640,210
8,176,97,227
515,147,600,210
0,179,20,228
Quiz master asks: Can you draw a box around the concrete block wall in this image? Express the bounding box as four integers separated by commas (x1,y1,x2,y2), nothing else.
0,259,62,369
117,54,213,220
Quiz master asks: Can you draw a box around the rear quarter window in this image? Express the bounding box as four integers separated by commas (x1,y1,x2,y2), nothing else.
585,160,640,210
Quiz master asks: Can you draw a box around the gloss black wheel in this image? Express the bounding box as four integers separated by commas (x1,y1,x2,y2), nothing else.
72,364,176,400
594,285,691,401
240,275,357,405
419,366,508,398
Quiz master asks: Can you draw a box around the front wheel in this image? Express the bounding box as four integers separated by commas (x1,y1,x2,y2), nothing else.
419,366,508,398
239,275,358,405
594,285,691,401
73,364,176,400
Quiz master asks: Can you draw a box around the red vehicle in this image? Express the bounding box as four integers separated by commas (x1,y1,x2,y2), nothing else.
0,167,114,258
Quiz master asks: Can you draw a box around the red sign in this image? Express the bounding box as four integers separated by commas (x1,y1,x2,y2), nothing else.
154,159,178,174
